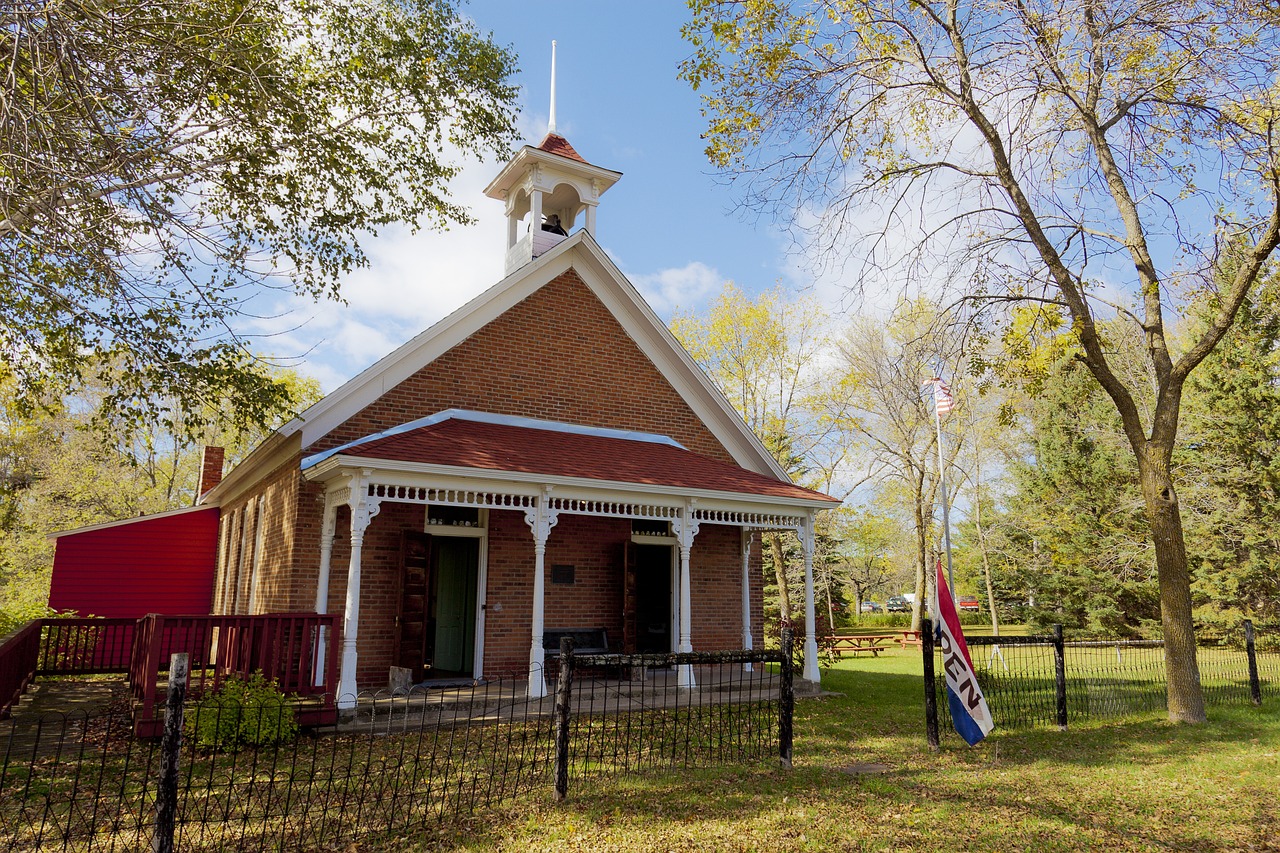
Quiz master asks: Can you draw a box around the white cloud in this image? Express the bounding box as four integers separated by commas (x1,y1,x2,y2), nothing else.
624,260,724,317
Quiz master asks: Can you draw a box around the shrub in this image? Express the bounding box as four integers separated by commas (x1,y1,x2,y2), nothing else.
186,672,299,751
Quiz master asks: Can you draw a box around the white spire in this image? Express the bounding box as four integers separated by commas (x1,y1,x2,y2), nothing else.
548,40,558,134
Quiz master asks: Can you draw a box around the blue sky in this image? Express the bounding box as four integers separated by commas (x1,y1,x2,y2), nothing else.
257,2,819,391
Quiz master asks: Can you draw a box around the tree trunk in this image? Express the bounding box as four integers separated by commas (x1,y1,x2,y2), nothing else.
824,563,836,634
911,496,928,632
768,532,792,628
1137,451,1206,723
972,472,1001,636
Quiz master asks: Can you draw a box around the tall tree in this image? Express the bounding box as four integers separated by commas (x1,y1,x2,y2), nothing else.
830,509,896,620
672,282,845,628
1,0,518,432
1000,354,1159,634
682,0,1280,722
834,305,965,631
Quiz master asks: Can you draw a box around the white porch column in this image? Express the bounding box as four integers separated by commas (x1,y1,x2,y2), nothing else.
584,202,597,236
672,502,699,689
741,530,754,672
338,478,380,710
523,489,559,699
800,511,820,684
313,494,338,688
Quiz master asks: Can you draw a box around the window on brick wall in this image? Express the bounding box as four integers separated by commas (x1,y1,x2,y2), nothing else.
632,519,671,537
426,505,485,529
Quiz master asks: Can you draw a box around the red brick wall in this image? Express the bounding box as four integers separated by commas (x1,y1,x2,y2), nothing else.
213,459,304,615
319,501,425,688
275,505,767,690
307,269,734,463
482,513,763,681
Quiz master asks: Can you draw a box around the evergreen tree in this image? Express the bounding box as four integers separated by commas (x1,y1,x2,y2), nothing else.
1180,291,1280,622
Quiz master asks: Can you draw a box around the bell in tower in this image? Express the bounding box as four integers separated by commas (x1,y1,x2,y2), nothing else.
483,41,622,276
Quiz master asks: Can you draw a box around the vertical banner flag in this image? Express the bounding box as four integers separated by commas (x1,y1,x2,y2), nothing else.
929,378,954,414
933,560,994,745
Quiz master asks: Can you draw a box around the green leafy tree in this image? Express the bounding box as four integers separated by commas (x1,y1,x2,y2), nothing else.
0,362,321,629
682,0,1280,722
1002,356,1159,634
1,0,518,433
672,282,849,629
829,509,896,622
834,304,966,631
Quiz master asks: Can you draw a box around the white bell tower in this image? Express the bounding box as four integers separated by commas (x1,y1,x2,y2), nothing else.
483,41,622,276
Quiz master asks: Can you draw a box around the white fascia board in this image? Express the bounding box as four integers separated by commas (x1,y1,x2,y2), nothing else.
300,408,687,471
304,454,839,513
47,504,219,540
483,147,622,199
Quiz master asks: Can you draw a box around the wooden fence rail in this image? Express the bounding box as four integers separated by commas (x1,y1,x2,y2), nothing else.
129,613,342,737
0,621,42,718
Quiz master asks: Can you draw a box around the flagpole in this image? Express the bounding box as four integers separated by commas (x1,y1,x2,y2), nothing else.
934,384,957,607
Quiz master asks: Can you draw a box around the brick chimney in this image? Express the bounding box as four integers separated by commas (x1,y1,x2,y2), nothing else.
199,446,226,497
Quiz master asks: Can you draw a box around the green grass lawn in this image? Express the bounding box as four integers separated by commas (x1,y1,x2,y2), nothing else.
405,648,1280,852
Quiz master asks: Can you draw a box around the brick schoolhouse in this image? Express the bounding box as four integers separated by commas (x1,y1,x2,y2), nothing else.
51,125,840,705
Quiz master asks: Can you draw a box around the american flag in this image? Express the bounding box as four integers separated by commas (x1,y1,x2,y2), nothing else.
929,378,954,415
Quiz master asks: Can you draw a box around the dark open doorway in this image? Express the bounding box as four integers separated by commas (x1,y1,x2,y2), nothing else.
633,544,672,654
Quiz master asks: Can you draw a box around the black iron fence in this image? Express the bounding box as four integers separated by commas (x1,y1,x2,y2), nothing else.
0,638,791,851
924,620,1277,743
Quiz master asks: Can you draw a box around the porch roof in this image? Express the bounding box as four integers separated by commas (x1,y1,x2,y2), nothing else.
303,411,838,507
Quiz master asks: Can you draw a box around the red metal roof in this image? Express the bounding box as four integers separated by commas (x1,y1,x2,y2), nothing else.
536,133,587,164
336,418,837,504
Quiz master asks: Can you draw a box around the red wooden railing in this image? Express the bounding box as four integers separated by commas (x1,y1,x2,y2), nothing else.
129,613,341,737
0,621,42,718
38,618,136,675
0,617,137,718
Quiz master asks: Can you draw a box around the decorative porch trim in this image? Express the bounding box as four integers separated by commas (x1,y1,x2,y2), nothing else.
693,508,806,531
367,483,537,511
546,497,680,521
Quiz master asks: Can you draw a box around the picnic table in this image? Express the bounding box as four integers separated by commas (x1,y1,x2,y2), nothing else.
825,634,897,658
897,630,924,649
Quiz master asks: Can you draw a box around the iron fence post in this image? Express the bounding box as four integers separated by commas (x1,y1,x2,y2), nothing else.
922,618,939,750
1053,624,1068,730
779,628,794,769
153,652,188,853
553,637,575,802
1244,620,1262,706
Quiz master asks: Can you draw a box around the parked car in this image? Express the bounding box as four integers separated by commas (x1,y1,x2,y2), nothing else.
860,601,882,613
957,596,981,613
886,595,910,613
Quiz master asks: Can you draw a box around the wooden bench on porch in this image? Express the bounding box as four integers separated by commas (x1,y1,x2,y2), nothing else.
543,628,610,658
543,628,617,678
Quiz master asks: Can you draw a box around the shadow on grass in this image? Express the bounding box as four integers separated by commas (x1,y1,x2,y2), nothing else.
380,657,1280,852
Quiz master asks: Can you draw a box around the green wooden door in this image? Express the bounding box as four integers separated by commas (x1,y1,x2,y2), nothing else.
431,538,478,675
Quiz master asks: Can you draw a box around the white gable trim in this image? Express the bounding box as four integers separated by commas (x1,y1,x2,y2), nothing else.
241,232,788,491
300,408,688,471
